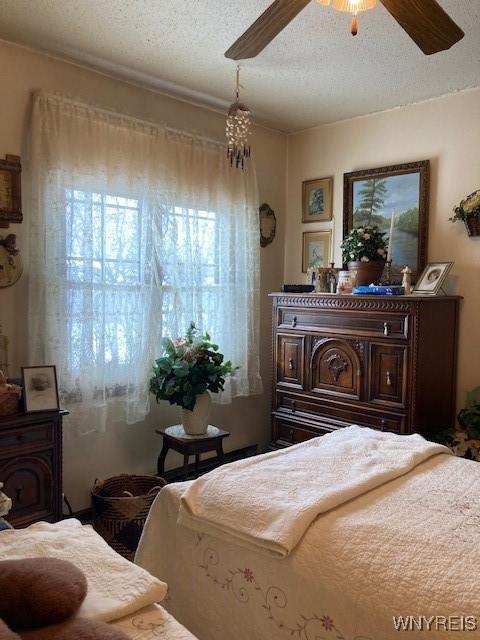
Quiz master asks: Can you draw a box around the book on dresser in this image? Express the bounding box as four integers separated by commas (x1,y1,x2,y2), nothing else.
270,292,462,448
0,409,67,527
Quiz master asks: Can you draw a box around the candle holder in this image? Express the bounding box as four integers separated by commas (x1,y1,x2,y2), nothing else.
383,260,393,285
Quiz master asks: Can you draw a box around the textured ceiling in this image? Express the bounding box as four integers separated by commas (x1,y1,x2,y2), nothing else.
0,0,479,132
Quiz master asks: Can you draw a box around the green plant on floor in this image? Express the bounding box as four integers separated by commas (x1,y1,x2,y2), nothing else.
149,322,236,411
433,387,480,461
457,387,480,439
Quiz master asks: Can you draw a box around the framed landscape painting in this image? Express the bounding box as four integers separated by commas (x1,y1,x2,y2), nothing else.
302,230,332,273
302,177,333,222
343,161,429,281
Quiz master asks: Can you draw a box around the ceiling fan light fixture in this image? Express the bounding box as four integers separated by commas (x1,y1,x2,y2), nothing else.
330,0,376,13
317,0,376,36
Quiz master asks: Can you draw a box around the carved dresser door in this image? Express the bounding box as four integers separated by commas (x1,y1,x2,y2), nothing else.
310,337,362,401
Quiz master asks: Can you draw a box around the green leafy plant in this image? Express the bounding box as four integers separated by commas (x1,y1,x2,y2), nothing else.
149,322,236,411
457,387,480,439
432,387,480,461
449,189,480,222
341,225,387,264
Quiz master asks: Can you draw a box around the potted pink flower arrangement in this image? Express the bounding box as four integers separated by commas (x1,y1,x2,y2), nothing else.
150,323,236,435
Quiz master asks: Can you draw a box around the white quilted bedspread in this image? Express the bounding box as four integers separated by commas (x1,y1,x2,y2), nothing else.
112,604,198,640
0,519,167,623
137,437,480,639
178,426,450,557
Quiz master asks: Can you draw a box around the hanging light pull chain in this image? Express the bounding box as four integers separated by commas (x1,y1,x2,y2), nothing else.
351,12,358,36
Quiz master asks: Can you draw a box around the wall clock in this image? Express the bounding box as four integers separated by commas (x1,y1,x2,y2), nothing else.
0,234,22,287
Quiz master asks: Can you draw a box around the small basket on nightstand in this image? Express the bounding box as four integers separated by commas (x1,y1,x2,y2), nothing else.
0,370,21,417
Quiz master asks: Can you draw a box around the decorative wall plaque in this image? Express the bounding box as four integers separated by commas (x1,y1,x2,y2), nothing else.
0,155,22,228
259,203,276,247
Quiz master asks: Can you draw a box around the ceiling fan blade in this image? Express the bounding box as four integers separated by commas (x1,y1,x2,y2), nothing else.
225,0,312,60
380,0,464,55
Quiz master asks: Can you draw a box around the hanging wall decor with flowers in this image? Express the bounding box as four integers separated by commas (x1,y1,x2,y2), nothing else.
450,189,480,237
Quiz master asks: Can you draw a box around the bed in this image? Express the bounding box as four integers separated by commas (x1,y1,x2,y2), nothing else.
0,519,197,640
136,426,480,640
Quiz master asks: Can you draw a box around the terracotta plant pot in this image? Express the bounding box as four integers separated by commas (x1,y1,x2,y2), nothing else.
181,391,212,435
464,218,480,237
347,260,385,287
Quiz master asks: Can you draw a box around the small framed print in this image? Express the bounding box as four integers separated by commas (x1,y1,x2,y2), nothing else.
0,155,22,228
22,365,60,413
302,177,333,222
412,261,453,296
302,230,332,273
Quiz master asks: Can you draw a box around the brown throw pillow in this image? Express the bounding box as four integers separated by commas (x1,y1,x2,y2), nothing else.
0,620,21,640
19,619,130,640
0,558,87,630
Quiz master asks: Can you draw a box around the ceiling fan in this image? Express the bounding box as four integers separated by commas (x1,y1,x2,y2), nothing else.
224,0,465,60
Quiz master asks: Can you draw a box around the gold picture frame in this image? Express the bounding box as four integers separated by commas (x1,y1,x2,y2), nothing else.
302,177,333,223
343,160,429,282
302,230,332,273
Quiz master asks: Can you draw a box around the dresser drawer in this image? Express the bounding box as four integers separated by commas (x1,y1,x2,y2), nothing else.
275,391,406,434
0,423,54,456
278,308,409,340
273,418,334,446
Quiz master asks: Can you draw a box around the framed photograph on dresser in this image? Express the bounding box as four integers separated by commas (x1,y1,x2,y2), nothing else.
22,365,60,413
412,261,453,295
343,160,429,282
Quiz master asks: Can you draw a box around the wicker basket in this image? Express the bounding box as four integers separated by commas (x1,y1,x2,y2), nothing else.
91,474,166,560
465,218,480,237
0,391,19,417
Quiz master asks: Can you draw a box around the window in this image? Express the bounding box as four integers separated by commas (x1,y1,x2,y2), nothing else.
28,91,261,433
63,189,220,381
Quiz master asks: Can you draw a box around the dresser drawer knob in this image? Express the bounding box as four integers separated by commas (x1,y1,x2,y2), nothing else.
289,429,295,443
386,371,393,387
380,419,387,432
291,315,297,328
291,400,296,413
15,485,24,502
288,357,294,370
383,322,390,336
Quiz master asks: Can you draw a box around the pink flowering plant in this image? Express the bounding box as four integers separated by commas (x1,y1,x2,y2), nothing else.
341,225,387,264
150,322,236,411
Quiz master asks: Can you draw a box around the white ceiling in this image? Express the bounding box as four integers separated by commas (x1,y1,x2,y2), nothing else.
0,0,479,132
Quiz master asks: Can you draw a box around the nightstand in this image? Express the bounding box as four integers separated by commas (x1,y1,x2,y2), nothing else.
156,425,230,480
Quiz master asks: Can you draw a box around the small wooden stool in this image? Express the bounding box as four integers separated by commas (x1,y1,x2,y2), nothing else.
156,425,230,480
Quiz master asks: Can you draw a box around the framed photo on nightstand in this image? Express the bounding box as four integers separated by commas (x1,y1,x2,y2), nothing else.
22,365,60,413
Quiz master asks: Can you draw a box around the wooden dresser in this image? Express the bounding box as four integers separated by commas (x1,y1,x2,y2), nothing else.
0,410,66,527
270,293,461,447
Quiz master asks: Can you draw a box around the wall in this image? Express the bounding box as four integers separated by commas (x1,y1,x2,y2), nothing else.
285,87,480,413
0,40,286,510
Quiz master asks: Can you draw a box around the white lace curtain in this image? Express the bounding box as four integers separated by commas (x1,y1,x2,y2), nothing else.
26,91,262,435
